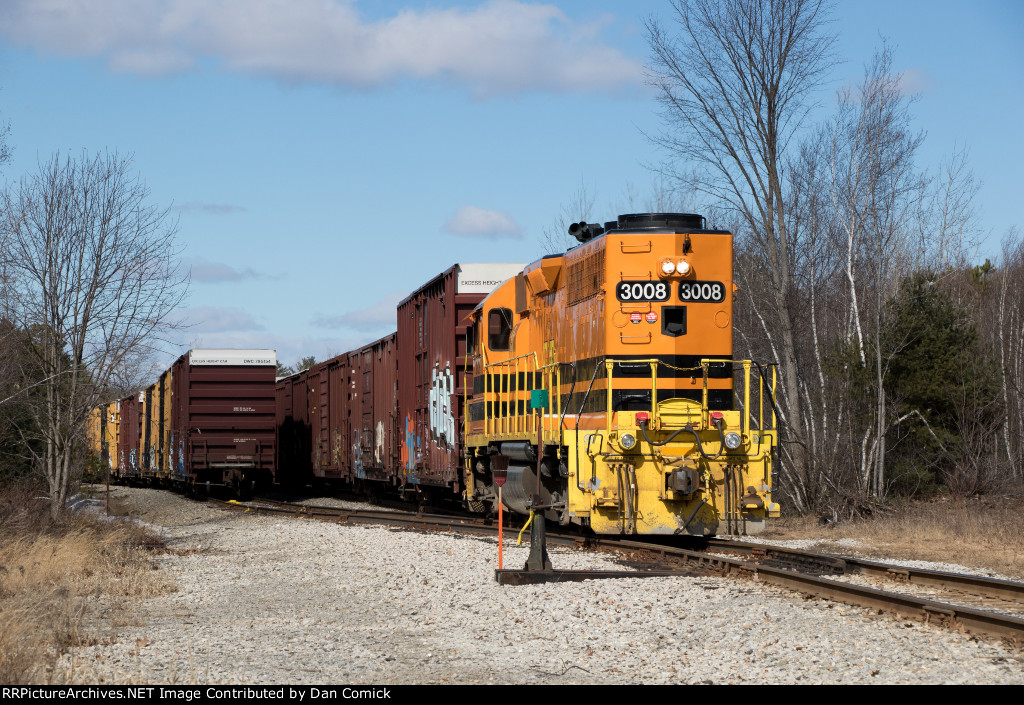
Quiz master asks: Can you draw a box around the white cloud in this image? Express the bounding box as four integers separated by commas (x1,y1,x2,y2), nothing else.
312,291,406,332
180,305,265,332
444,205,521,239
0,0,643,95
174,201,247,215
897,67,933,96
183,257,270,284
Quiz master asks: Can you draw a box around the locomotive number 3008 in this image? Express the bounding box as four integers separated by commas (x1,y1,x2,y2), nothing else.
679,281,725,303
616,281,670,302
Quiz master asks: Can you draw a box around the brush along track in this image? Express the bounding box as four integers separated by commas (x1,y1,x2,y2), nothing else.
209,496,1024,645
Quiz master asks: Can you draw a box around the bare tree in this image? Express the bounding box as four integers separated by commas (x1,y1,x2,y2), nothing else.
823,46,928,497
1,151,187,517
646,0,838,511
993,229,1024,478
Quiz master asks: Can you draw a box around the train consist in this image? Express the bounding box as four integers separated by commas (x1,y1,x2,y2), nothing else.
89,349,278,495
91,212,780,536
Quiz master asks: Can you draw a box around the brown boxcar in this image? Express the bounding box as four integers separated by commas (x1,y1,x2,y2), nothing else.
275,370,312,488
305,353,351,484
396,263,523,492
350,333,398,484
271,266,518,496
169,349,277,492
287,334,399,488
117,392,143,480
142,381,158,476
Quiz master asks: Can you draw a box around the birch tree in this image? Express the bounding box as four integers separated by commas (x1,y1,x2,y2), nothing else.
646,0,838,511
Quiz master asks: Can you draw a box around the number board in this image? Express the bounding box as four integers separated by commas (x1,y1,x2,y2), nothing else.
616,281,671,302
678,280,726,303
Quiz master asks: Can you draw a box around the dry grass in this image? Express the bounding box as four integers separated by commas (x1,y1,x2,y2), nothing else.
763,496,1024,579
0,482,174,684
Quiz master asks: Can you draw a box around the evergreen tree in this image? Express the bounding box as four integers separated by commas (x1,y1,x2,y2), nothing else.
884,271,1002,494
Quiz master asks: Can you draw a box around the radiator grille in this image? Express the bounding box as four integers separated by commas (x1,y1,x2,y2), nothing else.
566,247,605,305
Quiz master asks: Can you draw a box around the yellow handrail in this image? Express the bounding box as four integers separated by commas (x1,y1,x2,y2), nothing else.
476,353,775,441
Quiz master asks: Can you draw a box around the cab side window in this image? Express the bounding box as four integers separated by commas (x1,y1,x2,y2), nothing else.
488,308,512,351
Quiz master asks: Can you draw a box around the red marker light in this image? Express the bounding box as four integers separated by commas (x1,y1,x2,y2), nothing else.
636,412,649,423
710,411,724,422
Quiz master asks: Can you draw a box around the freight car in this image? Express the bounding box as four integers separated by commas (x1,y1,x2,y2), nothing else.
273,214,778,535
102,349,278,495
276,333,400,491
275,264,524,500
86,400,119,478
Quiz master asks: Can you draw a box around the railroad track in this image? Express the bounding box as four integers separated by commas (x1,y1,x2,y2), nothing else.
710,538,1024,618
209,495,1024,646
212,495,499,536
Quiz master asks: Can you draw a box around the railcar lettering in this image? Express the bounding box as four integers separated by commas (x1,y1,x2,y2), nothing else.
233,406,256,412
678,280,725,303
616,280,670,302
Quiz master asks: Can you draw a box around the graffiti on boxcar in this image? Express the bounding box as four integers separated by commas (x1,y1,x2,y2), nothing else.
428,364,454,448
352,429,363,473
400,414,423,480
332,428,342,465
375,421,385,465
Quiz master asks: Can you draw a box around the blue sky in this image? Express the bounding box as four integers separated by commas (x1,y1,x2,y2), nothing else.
1,0,1020,368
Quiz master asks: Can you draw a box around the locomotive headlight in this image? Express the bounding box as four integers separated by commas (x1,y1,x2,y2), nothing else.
619,433,637,450
724,432,743,450
660,260,676,276
677,260,691,275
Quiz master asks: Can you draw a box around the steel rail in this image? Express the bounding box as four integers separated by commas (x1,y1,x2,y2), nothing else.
709,538,1024,603
619,538,1024,644
211,497,504,535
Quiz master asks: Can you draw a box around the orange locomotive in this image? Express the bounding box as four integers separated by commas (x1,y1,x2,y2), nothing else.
463,213,779,535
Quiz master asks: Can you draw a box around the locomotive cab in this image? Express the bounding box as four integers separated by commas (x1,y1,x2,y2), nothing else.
463,213,779,536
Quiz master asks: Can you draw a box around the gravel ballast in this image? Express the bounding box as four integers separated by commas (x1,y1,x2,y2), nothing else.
62,487,1024,684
